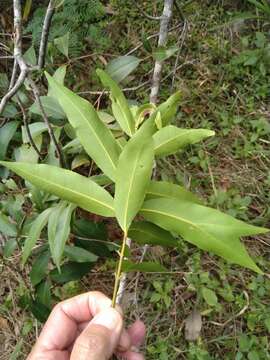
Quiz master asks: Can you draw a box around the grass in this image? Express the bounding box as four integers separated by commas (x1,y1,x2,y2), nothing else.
1,0,270,359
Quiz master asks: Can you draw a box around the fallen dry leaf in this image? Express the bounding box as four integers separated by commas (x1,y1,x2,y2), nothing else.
184,309,202,341
0,316,9,331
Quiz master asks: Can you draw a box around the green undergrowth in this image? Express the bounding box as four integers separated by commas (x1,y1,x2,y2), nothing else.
0,0,270,359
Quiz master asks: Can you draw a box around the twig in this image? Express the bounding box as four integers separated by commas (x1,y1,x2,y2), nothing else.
8,59,18,90
17,97,42,159
38,0,55,69
150,0,174,104
115,237,132,305
28,78,65,167
0,55,14,59
0,0,28,116
132,0,162,20
171,6,188,90
209,291,249,327
112,232,128,307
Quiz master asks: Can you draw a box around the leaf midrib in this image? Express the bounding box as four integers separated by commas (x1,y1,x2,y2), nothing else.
121,149,141,231
61,88,117,171
114,96,133,136
154,129,190,152
141,207,242,257
18,168,114,212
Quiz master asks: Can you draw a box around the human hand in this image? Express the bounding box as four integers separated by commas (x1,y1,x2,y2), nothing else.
27,291,145,360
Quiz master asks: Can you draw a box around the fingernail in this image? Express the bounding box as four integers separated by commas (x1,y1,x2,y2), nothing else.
91,308,122,332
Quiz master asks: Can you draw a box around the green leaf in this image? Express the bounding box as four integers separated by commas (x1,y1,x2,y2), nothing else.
2,104,19,118
146,180,202,204
122,260,167,272
30,251,50,286
64,245,98,263
10,340,23,360
22,122,48,143
71,154,90,169
153,126,215,157
202,287,218,306
114,125,154,232
96,69,135,136
47,65,67,98
48,202,75,270
0,162,115,217
0,121,19,160
0,212,17,236
23,45,36,66
157,91,181,126
89,174,112,186
73,218,107,240
106,55,140,83
29,300,50,323
36,280,51,307
54,32,69,57
50,262,93,284
52,65,67,85
74,238,113,258
3,238,17,257
128,221,178,247
22,208,52,264
14,135,42,164
153,45,178,61
134,103,156,129
141,198,268,273
30,96,66,119
45,72,120,180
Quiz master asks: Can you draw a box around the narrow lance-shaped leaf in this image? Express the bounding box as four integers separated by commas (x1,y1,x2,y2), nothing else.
45,72,120,180
96,69,135,137
22,208,52,264
0,212,17,237
156,91,181,126
153,126,215,157
64,245,98,263
122,260,167,273
0,121,19,160
30,96,66,120
0,162,115,217
128,221,178,247
146,180,202,204
30,251,50,286
114,125,154,232
50,262,93,284
141,198,269,273
48,202,75,270
106,55,140,83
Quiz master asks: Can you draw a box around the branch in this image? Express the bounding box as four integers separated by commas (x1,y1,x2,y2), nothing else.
116,1,175,306
150,0,174,104
38,0,55,69
17,97,42,159
0,0,28,116
115,237,131,305
28,78,65,168
8,60,18,90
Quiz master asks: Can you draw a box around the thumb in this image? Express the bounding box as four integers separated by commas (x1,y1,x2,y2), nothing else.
70,307,123,360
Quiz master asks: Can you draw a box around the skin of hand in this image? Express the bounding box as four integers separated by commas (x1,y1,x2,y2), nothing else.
27,291,146,360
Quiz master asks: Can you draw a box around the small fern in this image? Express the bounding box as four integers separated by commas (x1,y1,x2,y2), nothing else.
25,0,111,57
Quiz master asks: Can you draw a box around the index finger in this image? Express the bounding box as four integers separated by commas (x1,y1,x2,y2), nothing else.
35,291,112,351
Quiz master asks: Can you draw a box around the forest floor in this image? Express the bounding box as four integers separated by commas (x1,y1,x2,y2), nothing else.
1,1,270,359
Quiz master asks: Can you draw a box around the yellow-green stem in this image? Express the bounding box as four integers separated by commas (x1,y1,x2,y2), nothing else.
112,231,127,307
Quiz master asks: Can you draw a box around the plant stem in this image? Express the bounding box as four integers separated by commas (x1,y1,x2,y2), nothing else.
112,231,127,307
